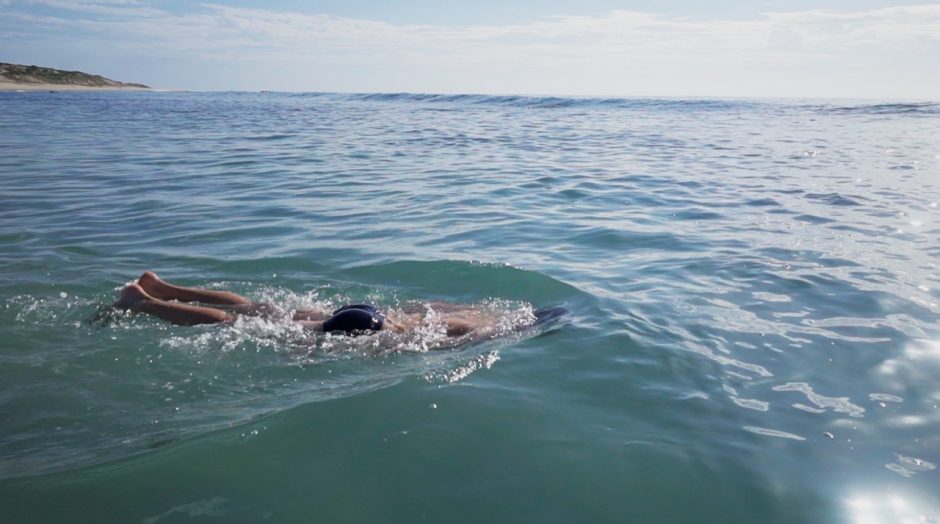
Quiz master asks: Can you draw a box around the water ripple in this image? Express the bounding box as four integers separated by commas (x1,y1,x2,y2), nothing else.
1,92,938,515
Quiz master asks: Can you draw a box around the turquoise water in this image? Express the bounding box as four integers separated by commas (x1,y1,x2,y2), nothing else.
1,91,939,523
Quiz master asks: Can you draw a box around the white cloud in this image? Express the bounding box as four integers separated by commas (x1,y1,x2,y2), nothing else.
17,0,156,16
2,2,939,97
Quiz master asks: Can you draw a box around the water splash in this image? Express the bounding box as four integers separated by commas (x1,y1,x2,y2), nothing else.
0,288,541,479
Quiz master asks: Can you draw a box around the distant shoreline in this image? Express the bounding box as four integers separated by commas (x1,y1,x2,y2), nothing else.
0,81,151,92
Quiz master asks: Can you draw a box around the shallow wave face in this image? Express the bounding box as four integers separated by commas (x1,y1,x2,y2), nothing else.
1,92,939,523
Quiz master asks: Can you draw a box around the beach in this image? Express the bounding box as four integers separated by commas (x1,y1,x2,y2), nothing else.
0,81,150,91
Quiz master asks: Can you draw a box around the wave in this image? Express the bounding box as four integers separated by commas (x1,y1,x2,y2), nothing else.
289,91,939,115
815,101,940,115
294,92,760,112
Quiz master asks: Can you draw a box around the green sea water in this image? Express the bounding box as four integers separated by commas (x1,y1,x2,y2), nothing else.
1,92,938,523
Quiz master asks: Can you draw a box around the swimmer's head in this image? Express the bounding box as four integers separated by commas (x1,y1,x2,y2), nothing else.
323,306,384,334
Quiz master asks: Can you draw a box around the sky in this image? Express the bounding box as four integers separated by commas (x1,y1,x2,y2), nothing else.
0,0,938,99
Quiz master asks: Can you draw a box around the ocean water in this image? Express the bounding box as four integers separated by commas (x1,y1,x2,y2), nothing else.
1,91,939,523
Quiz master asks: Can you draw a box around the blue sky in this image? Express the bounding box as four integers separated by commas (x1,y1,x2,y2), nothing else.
1,0,938,98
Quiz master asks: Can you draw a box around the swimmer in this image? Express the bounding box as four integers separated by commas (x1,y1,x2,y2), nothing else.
112,272,564,337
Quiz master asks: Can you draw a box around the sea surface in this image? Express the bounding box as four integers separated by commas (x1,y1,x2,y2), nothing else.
1,91,939,523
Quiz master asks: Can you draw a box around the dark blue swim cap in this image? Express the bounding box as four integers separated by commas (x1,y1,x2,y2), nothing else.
323,304,384,334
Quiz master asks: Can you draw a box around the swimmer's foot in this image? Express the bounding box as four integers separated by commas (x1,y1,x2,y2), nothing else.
112,283,152,311
137,271,170,300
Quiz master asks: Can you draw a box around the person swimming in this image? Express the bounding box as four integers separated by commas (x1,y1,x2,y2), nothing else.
112,272,565,338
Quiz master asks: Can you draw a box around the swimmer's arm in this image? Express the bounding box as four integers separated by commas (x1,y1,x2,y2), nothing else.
382,317,408,333
387,311,474,337
381,312,423,334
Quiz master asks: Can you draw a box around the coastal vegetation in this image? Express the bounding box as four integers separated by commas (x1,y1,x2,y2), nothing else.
0,62,148,89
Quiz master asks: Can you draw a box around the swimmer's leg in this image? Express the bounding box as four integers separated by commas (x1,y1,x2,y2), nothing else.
114,284,233,326
137,271,251,306
222,302,282,317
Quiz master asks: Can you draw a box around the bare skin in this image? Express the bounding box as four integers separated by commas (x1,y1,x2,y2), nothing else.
113,272,481,336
